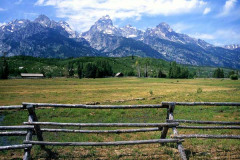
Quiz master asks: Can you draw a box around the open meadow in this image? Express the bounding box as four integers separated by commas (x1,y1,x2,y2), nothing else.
0,78,240,159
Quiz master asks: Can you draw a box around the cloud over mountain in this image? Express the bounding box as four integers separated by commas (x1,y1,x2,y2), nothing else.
35,0,208,32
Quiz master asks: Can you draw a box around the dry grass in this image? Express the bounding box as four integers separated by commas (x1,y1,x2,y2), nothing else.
0,77,239,105
0,77,239,159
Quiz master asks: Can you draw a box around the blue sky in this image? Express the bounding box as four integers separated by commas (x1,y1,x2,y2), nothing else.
0,0,239,46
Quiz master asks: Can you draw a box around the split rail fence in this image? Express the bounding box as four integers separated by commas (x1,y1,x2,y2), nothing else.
0,102,239,160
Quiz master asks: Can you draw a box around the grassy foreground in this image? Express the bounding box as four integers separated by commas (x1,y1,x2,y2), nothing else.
0,78,240,159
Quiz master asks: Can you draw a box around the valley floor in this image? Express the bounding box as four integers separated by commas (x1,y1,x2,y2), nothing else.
0,78,239,159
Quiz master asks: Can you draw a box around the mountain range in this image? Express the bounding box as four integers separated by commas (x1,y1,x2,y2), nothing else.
0,14,239,69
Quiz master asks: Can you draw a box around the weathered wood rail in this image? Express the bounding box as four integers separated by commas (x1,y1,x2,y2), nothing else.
0,101,239,160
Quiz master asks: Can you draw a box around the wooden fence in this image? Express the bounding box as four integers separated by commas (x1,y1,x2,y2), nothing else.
0,102,239,160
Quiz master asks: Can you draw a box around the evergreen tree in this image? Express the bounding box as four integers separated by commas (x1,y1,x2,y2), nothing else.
168,64,173,78
77,62,83,79
0,53,9,79
157,69,166,78
213,68,224,78
83,60,113,78
95,60,113,77
220,69,224,78
68,62,74,77
168,61,189,79
228,70,235,78
84,63,97,78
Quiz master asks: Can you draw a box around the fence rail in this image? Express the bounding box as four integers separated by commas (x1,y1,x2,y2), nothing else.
0,105,23,110
0,144,32,151
169,119,240,125
172,134,240,139
0,131,28,136
22,103,167,109
40,128,160,133
0,101,239,160
23,122,179,127
24,139,184,146
0,126,34,130
174,102,240,106
177,125,240,129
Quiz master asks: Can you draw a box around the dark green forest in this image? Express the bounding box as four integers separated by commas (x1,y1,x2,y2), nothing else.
0,56,239,79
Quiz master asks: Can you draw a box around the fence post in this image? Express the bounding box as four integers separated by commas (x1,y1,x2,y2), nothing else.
25,104,45,150
23,104,33,160
160,102,170,139
169,102,187,160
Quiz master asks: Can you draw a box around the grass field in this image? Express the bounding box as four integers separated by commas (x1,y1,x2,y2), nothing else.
0,77,240,159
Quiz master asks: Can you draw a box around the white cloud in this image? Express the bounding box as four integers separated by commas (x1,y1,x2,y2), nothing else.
203,7,211,15
172,23,193,33
189,28,240,45
35,0,45,5
218,0,237,16
190,33,215,40
35,0,208,32
215,29,240,41
0,8,6,11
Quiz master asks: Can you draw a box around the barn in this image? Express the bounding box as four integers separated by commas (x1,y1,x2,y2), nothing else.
21,73,44,79
115,72,124,77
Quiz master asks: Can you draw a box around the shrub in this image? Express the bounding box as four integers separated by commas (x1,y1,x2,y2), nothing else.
230,74,238,80
197,88,202,93
149,90,153,96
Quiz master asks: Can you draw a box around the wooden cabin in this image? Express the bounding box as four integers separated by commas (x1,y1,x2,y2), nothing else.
115,72,124,77
21,73,44,79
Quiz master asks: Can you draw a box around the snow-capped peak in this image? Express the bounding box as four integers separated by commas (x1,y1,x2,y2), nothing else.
156,22,173,32
125,24,134,28
95,15,113,26
100,15,111,20
34,14,52,27
58,21,78,38
0,19,30,33
224,44,240,50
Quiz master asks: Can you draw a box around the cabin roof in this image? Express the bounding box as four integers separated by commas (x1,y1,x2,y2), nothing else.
21,73,44,77
115,72,123,77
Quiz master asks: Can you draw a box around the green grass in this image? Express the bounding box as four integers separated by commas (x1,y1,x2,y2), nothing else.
0,77,239,159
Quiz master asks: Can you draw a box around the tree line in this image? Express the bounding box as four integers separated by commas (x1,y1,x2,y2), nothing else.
68,60,113,78
1,55,239,80
213,68,238,80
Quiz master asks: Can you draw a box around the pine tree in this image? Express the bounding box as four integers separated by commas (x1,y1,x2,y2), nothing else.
158,69,166,78
0,53,9,79
68,62,74,77
168,61,189,79
84,63,97,78
228,70,235,78
77,62,83,79
213,68,224,78
168,64,173,78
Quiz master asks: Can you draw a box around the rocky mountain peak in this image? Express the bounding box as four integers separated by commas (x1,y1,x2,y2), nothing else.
124,24,133,28
96,15,113,26
34,14,52,27
58,21,78,38
82,15,120,38
156,22,173,32
120,24,144,39
100,15,111,20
